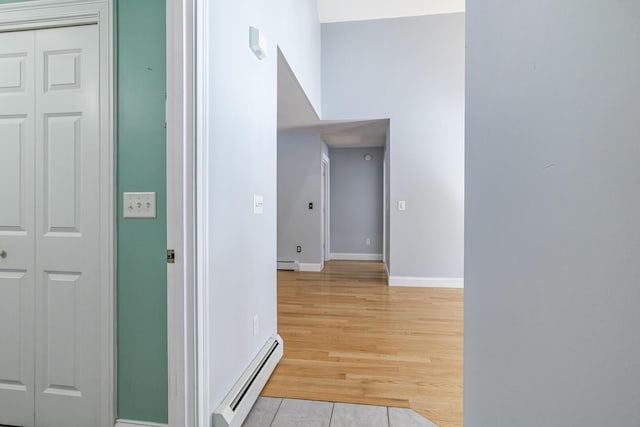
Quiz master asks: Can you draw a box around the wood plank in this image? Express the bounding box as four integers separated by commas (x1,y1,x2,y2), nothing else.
262,261,463,427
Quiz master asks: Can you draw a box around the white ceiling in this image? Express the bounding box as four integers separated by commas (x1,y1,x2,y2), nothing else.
317,0,465,23
278,50,388,148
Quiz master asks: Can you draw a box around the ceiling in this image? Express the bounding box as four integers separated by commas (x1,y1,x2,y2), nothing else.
317,0,465,23
278,50,388,148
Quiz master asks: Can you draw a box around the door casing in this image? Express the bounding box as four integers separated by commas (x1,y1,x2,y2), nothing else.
0,1,115,427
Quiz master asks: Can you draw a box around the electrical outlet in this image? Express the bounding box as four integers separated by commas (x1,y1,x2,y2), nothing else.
308,202,313,210
296,246,302,253
253,314,259,336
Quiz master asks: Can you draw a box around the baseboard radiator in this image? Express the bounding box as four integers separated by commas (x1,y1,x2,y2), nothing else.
212,334,284,427
277,260,299,271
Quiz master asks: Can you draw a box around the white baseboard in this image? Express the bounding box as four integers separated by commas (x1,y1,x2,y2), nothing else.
277,260,299,271
115,421,168,427
389,276,464,288
213,335,283,427
330,253,383,261
299,263,323,272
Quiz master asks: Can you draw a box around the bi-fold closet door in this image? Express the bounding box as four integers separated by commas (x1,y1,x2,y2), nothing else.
0,24,102,427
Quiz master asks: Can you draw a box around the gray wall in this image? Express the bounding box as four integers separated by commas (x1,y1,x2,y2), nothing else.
466,2,640,426
329,147,384,255
322,14,465,279
207,0,321,410
277,132,323,264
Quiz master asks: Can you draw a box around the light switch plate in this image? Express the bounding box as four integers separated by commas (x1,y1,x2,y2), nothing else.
398,200,406,211
123,192,156,218
253,194,264,214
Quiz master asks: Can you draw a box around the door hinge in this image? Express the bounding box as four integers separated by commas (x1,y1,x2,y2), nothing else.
167,249,175,264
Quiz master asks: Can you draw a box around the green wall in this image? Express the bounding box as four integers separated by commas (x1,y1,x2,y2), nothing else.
116,0,167,423
0,0,169,423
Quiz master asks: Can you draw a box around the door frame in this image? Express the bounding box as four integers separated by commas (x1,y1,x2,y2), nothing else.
0,1,115,427
166,0,198,426
321,153,330,262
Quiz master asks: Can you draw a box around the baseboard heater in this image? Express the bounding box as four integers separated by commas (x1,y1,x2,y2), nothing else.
212,334,284,427
277,260,299,271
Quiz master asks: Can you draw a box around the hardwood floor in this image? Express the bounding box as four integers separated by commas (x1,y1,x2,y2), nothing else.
262,261,464,427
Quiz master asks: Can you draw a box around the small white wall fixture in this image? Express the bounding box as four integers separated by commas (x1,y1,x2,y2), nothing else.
249,26,268,60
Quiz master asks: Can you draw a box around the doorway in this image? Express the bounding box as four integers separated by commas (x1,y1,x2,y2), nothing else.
0,5,114,426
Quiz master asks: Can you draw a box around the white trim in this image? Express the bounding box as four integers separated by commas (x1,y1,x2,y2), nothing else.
299,263,323,272
277,261,299,271
321,153,330,262
384,262,389,278
330,253,383,261
0,2,115,427
212,335,283,427
115,421,168,427
388,276,464,288
166,0,196,426
382,148,387,268
194,0,211,425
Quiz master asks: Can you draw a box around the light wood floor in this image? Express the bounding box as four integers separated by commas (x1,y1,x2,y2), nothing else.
262,261,463,427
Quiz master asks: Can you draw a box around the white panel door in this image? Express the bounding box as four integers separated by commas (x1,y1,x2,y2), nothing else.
0,24,103,427
33,25,101,427
0,31,36,427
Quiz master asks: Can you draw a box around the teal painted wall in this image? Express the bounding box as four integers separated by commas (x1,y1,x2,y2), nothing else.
116,0,167,423
0,0,168,423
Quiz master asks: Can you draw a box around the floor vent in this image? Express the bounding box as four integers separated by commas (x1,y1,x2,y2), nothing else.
277,260,299,271
213,335,283,427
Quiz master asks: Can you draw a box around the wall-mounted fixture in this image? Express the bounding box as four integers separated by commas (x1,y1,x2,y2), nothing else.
364,153,372,161
249,26,268,60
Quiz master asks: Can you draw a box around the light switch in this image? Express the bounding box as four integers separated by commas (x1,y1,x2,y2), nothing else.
398,200,406,211
123,192,156,218
253,194,264,214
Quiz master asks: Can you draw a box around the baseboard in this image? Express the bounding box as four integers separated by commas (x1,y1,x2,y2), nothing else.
299,263,323,272
213,335,283,427
277,260,299,271
115,420,168,427
330,253,383,261
388,276,464,288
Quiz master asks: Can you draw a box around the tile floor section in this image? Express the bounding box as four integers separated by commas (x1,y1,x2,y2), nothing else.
243,397,439,427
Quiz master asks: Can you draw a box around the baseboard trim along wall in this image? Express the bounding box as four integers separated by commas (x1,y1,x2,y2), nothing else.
277,260,300,271
299,263,323,272
330,253,383,261
115,420,168,427
388,276,464,288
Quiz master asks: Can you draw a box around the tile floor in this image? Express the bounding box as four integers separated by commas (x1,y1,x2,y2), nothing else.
242,397,439,427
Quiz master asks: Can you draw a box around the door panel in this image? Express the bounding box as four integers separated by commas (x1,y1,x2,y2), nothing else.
44,113,82,233
34,25,101,427
0,31,36,427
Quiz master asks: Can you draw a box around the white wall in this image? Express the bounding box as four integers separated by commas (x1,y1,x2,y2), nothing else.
329,147,384,255
317,0,465,23
277,132,323,265
207,0,321,410
322,14,465,279
465,2,640,425
276,0,322,113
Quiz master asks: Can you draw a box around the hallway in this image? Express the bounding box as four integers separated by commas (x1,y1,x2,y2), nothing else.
262,261,463,427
